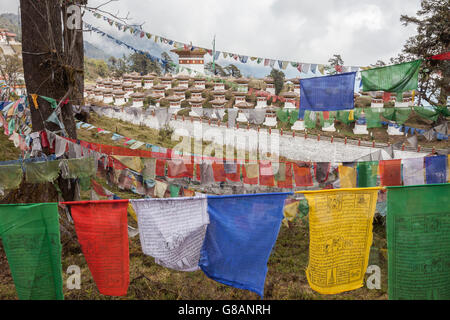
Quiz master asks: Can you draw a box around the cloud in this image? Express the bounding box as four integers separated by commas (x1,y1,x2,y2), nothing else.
2,0,422,76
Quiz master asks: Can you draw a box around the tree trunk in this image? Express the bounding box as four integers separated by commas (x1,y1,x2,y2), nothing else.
19,0,84,202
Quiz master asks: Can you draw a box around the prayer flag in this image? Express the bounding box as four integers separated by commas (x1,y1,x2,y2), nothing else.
386,184,450,299
276,162,293,189
131,196,209,272
402,158,424,186
0,203,63,300
338,164,357,188
200,193,291,298
302,188,379,294
379,159,402,186
293,162,313,187
300,72,356,111
361,60,422,93
62,200,130,296
424,155,447,184
357,161,378,187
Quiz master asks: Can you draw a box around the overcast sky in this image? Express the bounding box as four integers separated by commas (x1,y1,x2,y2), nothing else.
2,0,422,75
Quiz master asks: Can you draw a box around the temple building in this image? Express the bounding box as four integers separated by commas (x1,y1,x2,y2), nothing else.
171,48,207,75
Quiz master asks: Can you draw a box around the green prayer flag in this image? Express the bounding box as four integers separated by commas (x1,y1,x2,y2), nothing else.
0,203,64,300
276,109,289,123
40,96,58,109
387,184,450,300
382,108,396,121
169,184,181,197
0,164,23,190
361,59,422,93
25,160,61,184
365,108,382,128
304,111,316,129
357,161,378,187
394,108,412,125
289,111,299,125
336,111,353,124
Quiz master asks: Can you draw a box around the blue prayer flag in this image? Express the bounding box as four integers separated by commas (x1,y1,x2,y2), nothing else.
300,72,356,111
424,155,447,184
199,193,291,298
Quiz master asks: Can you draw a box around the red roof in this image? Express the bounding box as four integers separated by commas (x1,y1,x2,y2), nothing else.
5,33,17,37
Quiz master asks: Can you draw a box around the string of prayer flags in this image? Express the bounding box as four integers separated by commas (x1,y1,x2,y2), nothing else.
299,187,380,294
61,200,130,296
386,183,450,300
199,193,291,298
379,159,402,186
0,203,64,300
24,160,61,184
131,196,209,272
361,60,422,96
424,155,447,184
299,72,356,112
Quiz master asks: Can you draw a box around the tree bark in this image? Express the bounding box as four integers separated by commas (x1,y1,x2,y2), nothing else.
19,0,84,202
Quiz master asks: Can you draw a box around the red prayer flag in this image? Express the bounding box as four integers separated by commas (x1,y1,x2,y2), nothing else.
259,160,275,187
61,200,130,296
242,163,258,185
212,162,226,182
293,162,313,187
379,159,402,186
226,164,241,182
430,52,450,60
91,179,107,197
277,162,293,189
383,92,391,102
155,159,166,176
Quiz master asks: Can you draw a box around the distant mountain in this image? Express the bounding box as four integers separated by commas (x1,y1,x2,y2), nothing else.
84,41,112,61
0,13,21,41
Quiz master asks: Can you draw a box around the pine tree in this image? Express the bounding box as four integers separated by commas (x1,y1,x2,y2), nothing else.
392,0,449,105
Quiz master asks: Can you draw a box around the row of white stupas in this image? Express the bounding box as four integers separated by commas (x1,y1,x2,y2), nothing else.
84,71,413,136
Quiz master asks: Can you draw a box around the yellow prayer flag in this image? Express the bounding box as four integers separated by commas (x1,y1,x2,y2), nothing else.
112,156,143,172
127,203,138,222
348,110,354,121
338,165,357,188
300,187,379,294
30,94,39,109
283,201,299,228
154,180,167,198
245,163,259,179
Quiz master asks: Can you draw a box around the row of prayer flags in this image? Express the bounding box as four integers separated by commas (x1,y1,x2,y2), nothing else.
88,9,360,75
2,183,449,299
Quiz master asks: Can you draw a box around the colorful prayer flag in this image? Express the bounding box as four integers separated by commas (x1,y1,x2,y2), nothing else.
386,183,450,299
199,193,291,298
62,200,130,296
300,73,356,111
301,187,379,294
